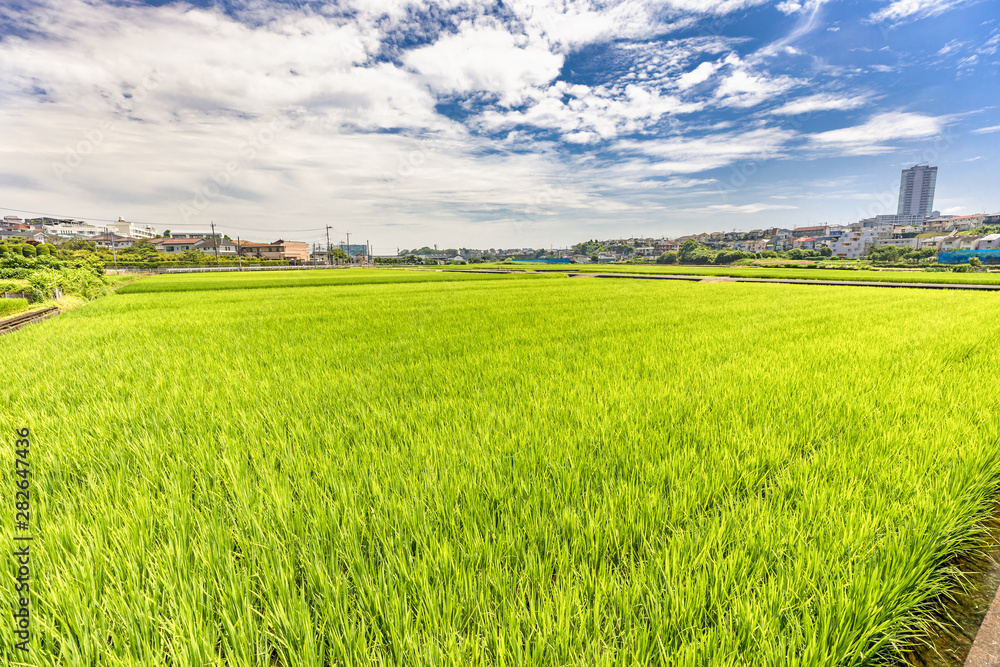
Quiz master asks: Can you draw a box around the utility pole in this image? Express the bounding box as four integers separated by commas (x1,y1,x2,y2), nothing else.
104,226,117,270
210,221,220,266
325,225,332,266
366,239,370,266
237,236,243,271
346,231,351,265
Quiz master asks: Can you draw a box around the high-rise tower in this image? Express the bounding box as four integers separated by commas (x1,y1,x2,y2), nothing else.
897,164,937,218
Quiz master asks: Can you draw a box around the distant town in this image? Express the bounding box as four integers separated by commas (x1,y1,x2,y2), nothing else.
3,165,998,268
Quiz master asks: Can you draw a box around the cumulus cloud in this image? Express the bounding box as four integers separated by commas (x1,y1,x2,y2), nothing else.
0,0,983,245
676,61,719,89
405,23,563,104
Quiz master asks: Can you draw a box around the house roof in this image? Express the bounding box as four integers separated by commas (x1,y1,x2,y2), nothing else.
795,225,828,231
152,237,201,245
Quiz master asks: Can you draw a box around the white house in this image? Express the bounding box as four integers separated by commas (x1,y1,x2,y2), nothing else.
830,220,892,259
977,234,1000,250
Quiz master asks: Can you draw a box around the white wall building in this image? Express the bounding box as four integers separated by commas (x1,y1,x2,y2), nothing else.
830,220,892,259
42,220,104,238
106,218,157,239
978,234,1000,250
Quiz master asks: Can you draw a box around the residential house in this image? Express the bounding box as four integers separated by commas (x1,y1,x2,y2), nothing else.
918,236,948,251
240,240,311,263
936,236,965,252
93,233,138,250
0,229,47,243
150,237,204,253
195,237,238,256
977,234,1000,250
792,225,829,238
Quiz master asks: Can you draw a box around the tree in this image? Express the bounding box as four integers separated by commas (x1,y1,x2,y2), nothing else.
656,251,678,264
574,240,604,256
819,246,833,257
970,256,983,268
162,230,171,238
21,244,36,258
868,245,901,263
180,248,204,264
60,238,97,252
714,249,750,265
678,239,714,264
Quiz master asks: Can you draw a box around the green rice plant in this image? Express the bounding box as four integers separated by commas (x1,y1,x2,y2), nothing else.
2,277,1000,665
462,262,1000,285
0,297,29,318
117,267,563,294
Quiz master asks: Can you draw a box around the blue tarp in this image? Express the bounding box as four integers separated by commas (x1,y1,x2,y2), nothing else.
511,258,573,264
939,249,1000,265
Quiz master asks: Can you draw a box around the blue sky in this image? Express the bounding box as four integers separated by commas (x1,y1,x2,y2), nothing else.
0,0,997,250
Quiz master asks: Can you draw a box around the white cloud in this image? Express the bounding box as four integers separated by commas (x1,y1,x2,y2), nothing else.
683,203,798,213
714,68,799,108
477,82,702,140
618,127,797,173
677,61,719,89
769,93,870,115
937,39,967,55
869,0,972,25
809,111,944,154
971,124,1000,134
776,1,805,14
404,23,564,105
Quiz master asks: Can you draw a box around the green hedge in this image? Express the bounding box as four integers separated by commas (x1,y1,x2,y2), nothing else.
0,298,29,318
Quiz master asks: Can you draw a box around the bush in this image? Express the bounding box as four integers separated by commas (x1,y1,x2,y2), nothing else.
656,251,678,264
21,244,36,258
0,298,29,318
952,265,970,273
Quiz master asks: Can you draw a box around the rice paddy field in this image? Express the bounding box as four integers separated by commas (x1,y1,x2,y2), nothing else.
4,268,1000,665
462,262,1000,285
117,267,562,294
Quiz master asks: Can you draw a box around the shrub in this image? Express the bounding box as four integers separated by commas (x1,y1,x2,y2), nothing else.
21,244,36,258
